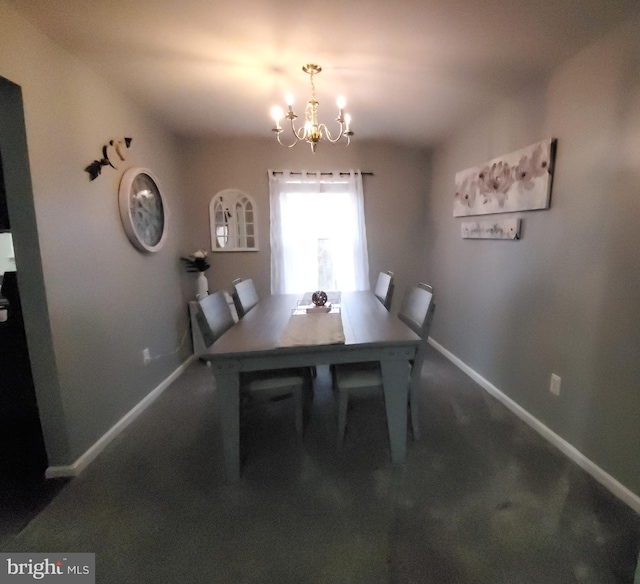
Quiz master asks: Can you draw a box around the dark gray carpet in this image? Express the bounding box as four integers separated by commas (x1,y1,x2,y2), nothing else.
2,347,639,583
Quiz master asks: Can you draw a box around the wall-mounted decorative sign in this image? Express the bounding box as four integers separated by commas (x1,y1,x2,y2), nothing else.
85,137,133,181
454,138,556,217
462,218,521,240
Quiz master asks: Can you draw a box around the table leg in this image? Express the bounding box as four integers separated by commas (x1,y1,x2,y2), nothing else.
214,367,241,481
381,358,409,464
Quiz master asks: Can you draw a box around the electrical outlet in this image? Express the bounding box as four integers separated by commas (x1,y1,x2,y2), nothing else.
550,373,561,396
143,348,151,365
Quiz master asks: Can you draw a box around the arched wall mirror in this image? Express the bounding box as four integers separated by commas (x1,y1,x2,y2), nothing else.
209,189,258,252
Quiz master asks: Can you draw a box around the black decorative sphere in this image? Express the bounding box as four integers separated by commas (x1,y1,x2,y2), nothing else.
312,290,328,306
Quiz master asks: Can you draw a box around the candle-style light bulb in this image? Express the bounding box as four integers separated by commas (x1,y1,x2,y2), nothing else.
337,95,346,110
271,106,284,127
344,113,351,132
285,94,294,107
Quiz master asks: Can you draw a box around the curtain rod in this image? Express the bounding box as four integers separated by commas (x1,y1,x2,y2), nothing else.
271,171,374,176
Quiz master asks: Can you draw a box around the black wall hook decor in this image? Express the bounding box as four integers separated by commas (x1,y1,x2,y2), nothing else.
85,137,132,181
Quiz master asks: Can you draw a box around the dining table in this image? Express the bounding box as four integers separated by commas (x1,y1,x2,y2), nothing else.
201,290,422,480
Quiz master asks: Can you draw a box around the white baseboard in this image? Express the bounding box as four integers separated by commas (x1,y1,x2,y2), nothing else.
45,356,196,479
428,338,640,515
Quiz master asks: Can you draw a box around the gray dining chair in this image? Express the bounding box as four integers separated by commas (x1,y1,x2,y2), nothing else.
333,283,435,446
189,291,236,357
193,291,235,346
374,270,394,311
231,277,260,319
195,288,311,440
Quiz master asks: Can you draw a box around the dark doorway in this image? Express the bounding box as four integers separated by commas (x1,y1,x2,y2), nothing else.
0,270,48,479
0,147,9,230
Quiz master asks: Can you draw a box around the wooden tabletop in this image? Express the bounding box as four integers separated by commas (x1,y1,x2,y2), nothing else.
201,291,420,361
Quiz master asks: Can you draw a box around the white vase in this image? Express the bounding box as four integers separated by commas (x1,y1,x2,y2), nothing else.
197,271,209,299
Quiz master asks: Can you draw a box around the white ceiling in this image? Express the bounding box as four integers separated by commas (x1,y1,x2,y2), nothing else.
8,0,638,146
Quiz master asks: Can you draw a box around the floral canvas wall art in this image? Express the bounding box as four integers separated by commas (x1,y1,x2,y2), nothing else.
461,218,521,240
453,138,556,217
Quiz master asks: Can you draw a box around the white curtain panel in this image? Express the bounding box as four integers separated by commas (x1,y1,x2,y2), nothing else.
269,170,370,294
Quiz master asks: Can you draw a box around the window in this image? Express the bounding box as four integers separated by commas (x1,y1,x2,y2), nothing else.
209,189,258,251
269,170,369,294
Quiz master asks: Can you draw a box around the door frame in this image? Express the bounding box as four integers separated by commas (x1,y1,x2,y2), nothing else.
0,75,70,468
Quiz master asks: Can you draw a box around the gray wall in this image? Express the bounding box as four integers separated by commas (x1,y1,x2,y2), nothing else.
178,136,431,306
0,3,193,464
425,18,640,497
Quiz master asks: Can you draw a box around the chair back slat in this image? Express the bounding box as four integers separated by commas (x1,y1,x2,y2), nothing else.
374,270,394,311
232,278,259,319
410,299,436,371
400,284,436,420
398,283,434,338
196,291,235,347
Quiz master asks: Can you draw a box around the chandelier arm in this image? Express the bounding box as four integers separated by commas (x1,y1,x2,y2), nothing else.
275,128,299,148
291,118,308,141
318,122,346,144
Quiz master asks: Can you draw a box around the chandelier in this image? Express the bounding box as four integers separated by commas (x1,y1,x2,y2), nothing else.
271,64,353,152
